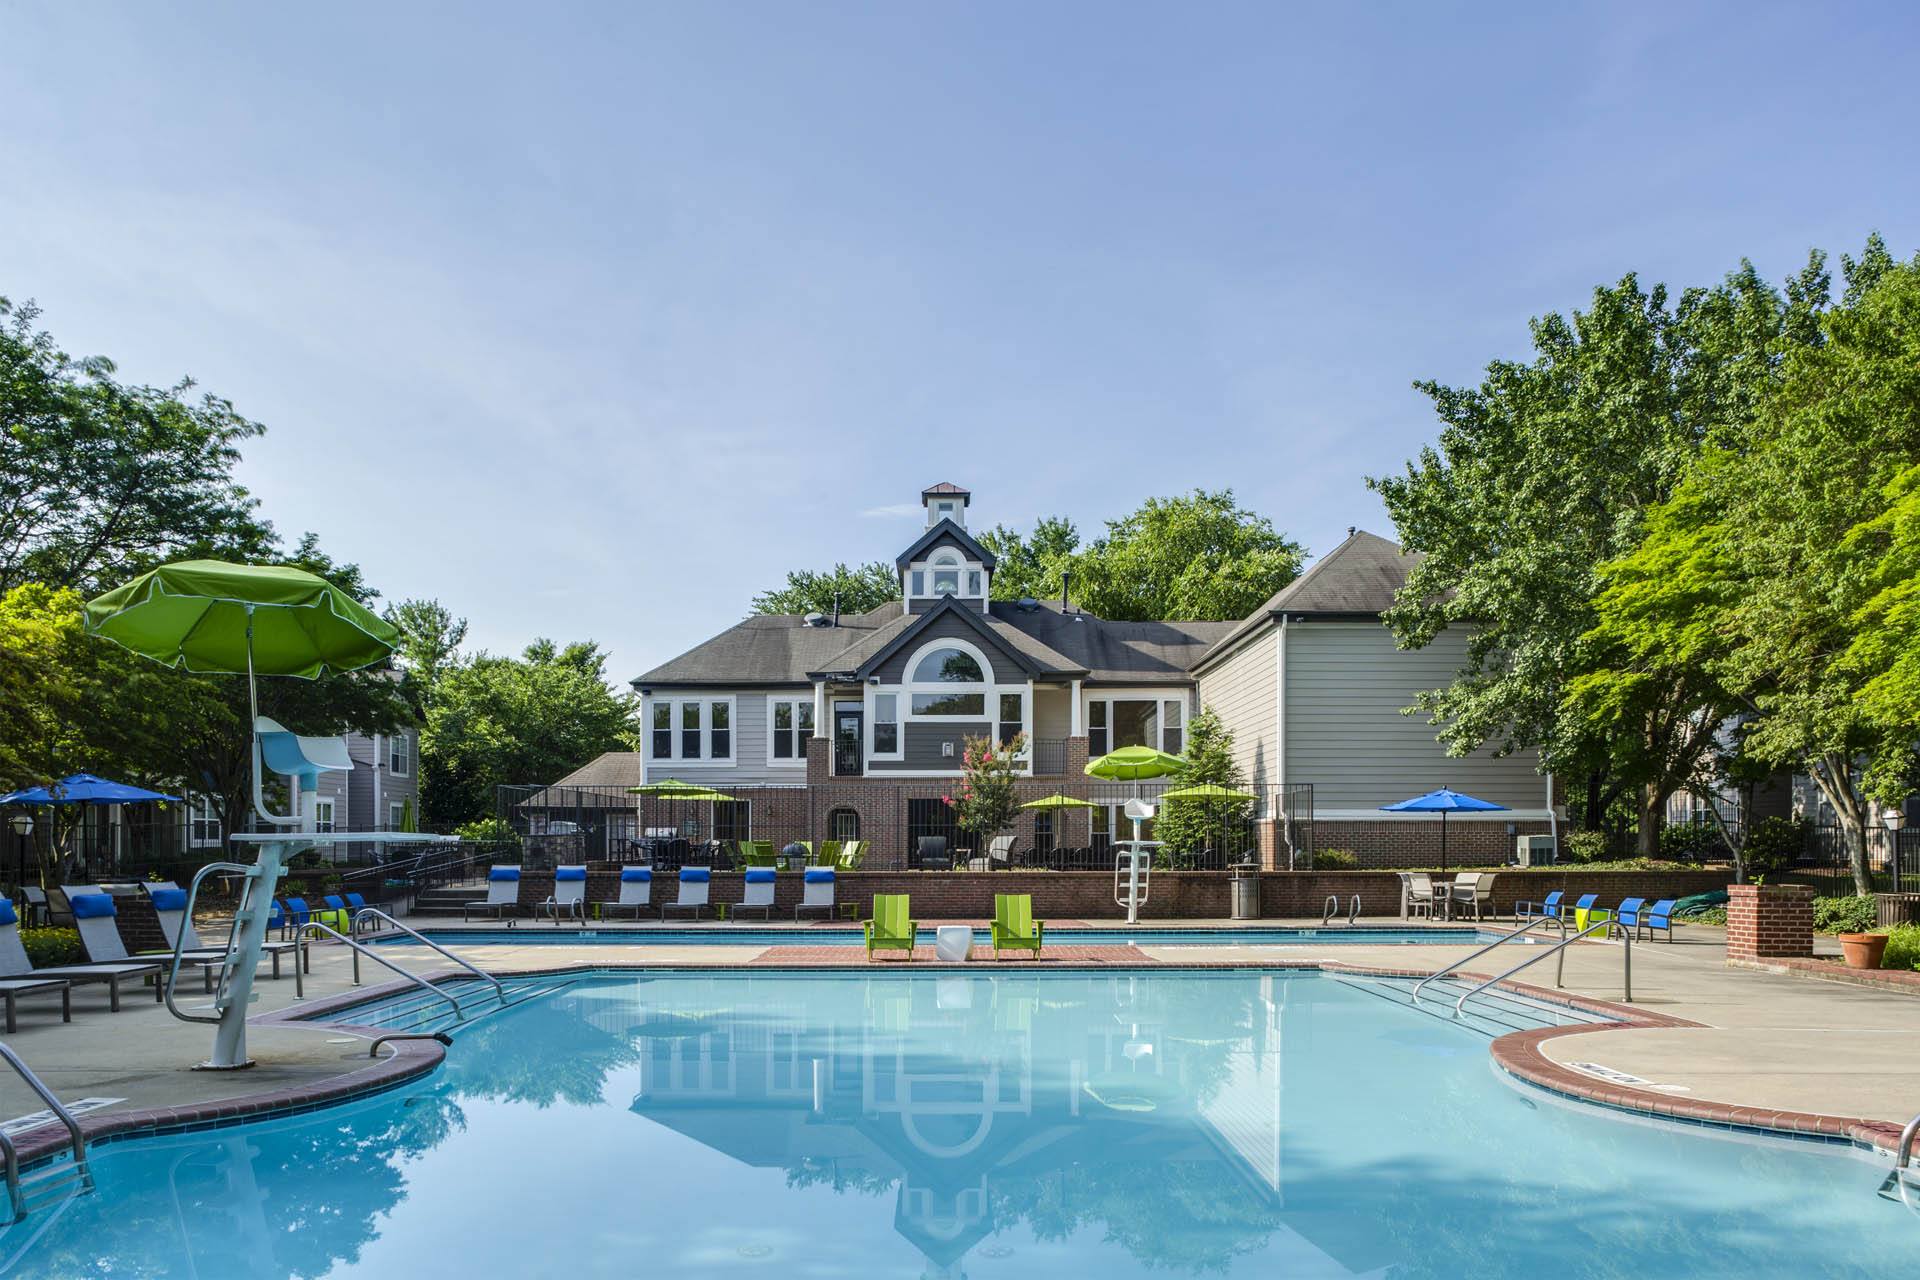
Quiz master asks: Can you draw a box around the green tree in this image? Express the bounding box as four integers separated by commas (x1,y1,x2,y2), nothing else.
0,295,272,595
1154,707,1252,864
1842,460,1920,801
1069,490,1303,621
1370,253,1834,838
946,734,1025,845
421,638,637,826
384,597,468,707
750,562,896,616
979,516,1080,600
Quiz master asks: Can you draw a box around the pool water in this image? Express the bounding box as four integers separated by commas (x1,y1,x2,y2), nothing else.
378,925,1505,947
3,970,1912,1278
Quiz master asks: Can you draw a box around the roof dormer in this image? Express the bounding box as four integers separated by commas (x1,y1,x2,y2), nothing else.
921,482,970,530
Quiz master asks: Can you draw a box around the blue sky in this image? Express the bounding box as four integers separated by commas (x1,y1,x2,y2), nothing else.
3,1,1916,681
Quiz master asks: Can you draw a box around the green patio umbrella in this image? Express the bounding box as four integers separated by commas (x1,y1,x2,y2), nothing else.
1083,745,1185,781
1159,783,1256,803
85,560,398,679
630,780,735,847
1020,793,1098,809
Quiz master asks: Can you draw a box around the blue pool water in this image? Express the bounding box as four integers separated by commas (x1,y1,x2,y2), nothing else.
3,970,1911,1277
376,925,1505,947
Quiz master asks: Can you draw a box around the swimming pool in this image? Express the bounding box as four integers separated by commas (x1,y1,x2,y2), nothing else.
4,970,1912,1277
374,924,1507,947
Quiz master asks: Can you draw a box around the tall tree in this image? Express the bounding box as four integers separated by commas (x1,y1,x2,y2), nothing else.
1841,460,1920,804
1370,253,1832,842
1155,707,1252,863
1070,490,1303,621
750,562,896,616
979,516,1081,601
0,295,271,594
385,597,468,706
421,638,637,827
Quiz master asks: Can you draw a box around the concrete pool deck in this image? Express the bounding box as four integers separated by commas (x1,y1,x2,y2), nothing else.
1,915,1915,1162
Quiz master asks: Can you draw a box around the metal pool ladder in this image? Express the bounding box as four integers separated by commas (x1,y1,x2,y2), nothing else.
0,1042,92,1224
292,912,505,1025
1322,895,1361,926
1880,1113,1920,1210
1410,914,1631,1016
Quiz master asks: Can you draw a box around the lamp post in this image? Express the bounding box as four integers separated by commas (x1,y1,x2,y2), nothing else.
8,813,32,894
1884,807,1908,894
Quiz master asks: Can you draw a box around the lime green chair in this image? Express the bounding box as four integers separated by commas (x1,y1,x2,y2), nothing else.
991,893,1044,959
815,839,842,867
741,840,778,868
836,840,865,870
865,894,916,961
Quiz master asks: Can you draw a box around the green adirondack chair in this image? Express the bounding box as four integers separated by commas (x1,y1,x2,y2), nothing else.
741,840,779,868
865,894,916,960
836,840,865,870
815,839,842,867
991,894,1044,959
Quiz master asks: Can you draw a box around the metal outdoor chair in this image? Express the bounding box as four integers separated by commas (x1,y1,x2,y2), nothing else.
916,836,951,870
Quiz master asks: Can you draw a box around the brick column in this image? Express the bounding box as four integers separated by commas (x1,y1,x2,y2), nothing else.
1255,819,1283,871
1064,736,1092,845
805,736,829,785
1726,883,1814,960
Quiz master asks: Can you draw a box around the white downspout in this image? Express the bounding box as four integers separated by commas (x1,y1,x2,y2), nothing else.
1275,616,1290,868
372,732,383,830
1070,679,1083,736
1546,770,1559,860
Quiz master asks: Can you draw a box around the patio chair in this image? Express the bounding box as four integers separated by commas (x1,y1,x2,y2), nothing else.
970,834,1016,872
344,892,381,932
71,890,223,997
146,886,292,978
281,897,316,939
865,894,916,961
319,894,354,934
795,868,836,921
0,900,156,1013
734,868,777,921
836,840,865,870
741,840,779,868
0,901,68,1031
1449,872,1495,922
464,867,524,924
45,886,77,929
599,867,653,920
1569,893,1605,932
20,886,51,928
1615,897,1677,942
813,839,842,867
662,867,711,920
991,893,1044,959
1515,889,1566,926
540,866,588,924
1404,872,1439,919
916,837,951,870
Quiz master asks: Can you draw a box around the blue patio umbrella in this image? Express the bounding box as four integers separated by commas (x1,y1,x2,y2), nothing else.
0,773,182,806
1379,787,1508,874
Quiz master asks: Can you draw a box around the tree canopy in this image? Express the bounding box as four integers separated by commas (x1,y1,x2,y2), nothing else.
751,562,897,616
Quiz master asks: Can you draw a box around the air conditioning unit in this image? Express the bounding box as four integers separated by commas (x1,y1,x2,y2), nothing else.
1514,834,1558,867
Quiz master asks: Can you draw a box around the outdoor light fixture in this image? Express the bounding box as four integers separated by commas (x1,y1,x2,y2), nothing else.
8,814,30,838
1883,808,1907,834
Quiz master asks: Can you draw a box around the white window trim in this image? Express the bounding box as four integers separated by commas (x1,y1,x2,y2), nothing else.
1083,688,1191,756
388,732,412,777
643,694,738,766
186,794,222,850
905,547,989,603
313,796,338,834
868,637,1030,771
869,690,902,760
765,694,815,768
388,800,407,830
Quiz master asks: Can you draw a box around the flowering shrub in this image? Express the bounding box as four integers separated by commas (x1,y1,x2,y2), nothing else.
946,734,1025,847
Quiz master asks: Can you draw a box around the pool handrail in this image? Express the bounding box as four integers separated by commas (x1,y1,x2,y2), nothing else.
293,920,468,1023
0,1041,91,1223
350,908,505,1006
1454,916,1628,1018
1410,916,1568,1006
368,1030,454,1059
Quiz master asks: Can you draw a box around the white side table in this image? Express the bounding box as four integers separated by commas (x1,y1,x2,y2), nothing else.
935,924,972,962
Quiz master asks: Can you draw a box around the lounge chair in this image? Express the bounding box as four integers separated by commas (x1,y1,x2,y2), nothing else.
991,893,1044,959
916,837,951,870
734,868,777,921
740,840,779,868
20,886,51,928
267,898,288,937
319,894,354,933
464,867,524,924
0,901,68,1030
1404,872,1439,919
1516,889,1566,927
814,840,842,868
282,897,316,939
1616,897,1677,942
541,866,588,924
865,894,916,960
344,892,380,932
9,897,163,1007
1569,893,1604,932
662,867,711,920
796,868,836,920
599,868,653,920
147,886,292,978
70,891,226,992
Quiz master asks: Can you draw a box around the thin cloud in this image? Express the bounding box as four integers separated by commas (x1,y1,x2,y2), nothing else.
860,503,922,518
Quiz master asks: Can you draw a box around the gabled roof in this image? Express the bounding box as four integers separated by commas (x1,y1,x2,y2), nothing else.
920,482,971,502
809,597,1085,681
893,518,997,571
633,602,900,688
1192,529,1416,672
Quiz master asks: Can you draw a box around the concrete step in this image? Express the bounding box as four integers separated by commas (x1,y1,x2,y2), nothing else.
411,886,488,916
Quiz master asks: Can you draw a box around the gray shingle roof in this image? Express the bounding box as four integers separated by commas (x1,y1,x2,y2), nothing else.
1192,529,1415,671
633,603,901,688
893,519,997,570
989,601,1234,683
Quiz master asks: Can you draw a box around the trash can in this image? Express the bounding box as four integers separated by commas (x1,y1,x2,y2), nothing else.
1230,864,1261,920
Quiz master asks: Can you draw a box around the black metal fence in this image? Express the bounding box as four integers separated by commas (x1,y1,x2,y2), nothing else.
1788,825,1919,895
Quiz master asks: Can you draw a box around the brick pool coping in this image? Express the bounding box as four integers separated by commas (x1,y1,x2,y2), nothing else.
1728,954,1920,995
10,945,1910,1168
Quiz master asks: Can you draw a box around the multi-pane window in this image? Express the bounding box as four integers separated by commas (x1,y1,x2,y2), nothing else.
770,698,814,762
829,807,861,840
313,798,336,834
681,702,701,758
1089,701,1107,756
1085,697,1184,756
998,693,1023,748
652,703,672,758
389,801,407,830
709,701,730,758
1163,700,1184,756
188,796,221,848
967,570,982,596
912,647,983,683
388,733,411,776
873,694,899,755
650,697,734,761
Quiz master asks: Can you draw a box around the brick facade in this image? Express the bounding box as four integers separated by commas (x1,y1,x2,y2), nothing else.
1725,882,1813,960
1311,818,1555,869
508,867,1733,922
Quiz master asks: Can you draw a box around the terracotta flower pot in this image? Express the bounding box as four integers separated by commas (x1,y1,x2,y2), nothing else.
1838,932,1889,970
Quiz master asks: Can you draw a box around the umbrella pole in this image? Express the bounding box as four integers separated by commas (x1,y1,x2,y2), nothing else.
1441,811,1448,876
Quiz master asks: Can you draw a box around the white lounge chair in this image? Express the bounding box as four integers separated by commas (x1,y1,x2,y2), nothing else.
68,890,226,992
146,886,293,978
0,901,68,1030
598,867,653,920
464,867,524,924
0,899,161,1010
661,867,711,920
795,868,836,921
734,868,776,921
541,866,588,924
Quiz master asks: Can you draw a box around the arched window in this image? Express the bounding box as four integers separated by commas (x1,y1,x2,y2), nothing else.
829,807,861,841
929,550,961,596
912,646,984,683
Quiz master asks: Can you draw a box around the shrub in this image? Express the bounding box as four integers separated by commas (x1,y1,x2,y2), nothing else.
1561,830,1610,864
1813,895,1879,935
1659,823,1726,863
455,816,521,846
1879,923,1920,971
21,927,82,966
1742,816,1806,880
1314,849,1359,870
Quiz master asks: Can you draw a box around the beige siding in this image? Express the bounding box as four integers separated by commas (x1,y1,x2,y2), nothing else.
1197,629,1278,792
1033,685,1072,741
1283,622,1545,813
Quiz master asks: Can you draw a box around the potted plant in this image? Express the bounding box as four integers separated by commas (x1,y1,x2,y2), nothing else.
1838,930,1888,969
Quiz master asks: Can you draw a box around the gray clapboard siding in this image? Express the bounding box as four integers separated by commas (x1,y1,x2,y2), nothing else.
1196,630,1277,791
866,720,990,771
640,688,814,785
1283,622,1544,811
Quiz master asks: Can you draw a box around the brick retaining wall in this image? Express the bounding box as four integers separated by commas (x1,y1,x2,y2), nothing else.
507,868,1732,922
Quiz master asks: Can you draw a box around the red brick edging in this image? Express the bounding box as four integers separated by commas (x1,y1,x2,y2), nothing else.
1728,954,1920,993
